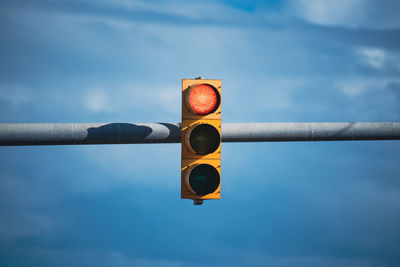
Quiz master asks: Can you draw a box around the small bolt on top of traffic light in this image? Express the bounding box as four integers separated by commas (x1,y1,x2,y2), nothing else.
181,78,221,205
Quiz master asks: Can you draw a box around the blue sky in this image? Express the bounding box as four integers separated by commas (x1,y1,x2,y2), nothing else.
1,0,400,266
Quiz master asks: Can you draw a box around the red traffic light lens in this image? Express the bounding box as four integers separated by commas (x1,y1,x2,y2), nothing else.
187,84,219,115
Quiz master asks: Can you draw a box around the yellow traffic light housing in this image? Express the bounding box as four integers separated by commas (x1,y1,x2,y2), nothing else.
181,79,221,205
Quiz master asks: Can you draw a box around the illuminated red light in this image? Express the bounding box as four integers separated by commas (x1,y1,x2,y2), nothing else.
188,84,219,115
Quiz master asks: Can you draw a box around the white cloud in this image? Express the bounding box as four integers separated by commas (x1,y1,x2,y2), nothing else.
82,83,179,117
154,87,180,114
288,0,365,28
68,143,179,193
356,47,386,69
243,254,382,267
0,84,32,107
84,0,250,24
338,80,366,98
19,248,204,267
286,0,400,29
118,0,238,20
0,175,65,244
84,89,113,113
337,77,400,98
262,89,292,110
258,78,306,111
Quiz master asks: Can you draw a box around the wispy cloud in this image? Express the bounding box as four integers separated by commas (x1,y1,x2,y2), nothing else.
1,0,256,29
68,143,179,193
287,0,366,28
337,80,366,98
82,83,179,117
286,0,400,29
0,175,65,244
0,84,32,107
84,89,113,113
356,47,386,69
8,248,203,267
337,77,400,98
242,254,387,267
1,1,400,266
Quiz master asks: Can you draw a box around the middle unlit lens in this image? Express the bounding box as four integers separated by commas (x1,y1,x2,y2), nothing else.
189,124,220,155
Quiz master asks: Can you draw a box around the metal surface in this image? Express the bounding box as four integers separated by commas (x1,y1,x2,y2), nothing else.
0,122,399,146
222,122,400,142
193,199,204,205
0,123,181,146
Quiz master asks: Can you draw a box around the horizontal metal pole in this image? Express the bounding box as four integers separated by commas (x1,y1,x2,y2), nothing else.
0,122,399,146
222,122,400,142
0,123,181,146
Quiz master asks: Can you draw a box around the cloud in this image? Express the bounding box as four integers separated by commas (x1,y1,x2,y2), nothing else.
242,254,387,267
337,80,366,98
336,77,400,98
288,0,365,28
1,0,255,29
0,175,65,245
66,143,179,193
252,78,302,112
0,84,32,107
82,83,179,118
84,89,113,113
1,1,400,266
7,248,204,267
356,47,386,69
286,0,400,29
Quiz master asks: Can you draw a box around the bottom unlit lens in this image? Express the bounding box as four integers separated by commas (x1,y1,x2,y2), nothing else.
189,164,220,195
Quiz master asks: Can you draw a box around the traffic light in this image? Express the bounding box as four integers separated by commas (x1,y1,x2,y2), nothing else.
181,78,221,205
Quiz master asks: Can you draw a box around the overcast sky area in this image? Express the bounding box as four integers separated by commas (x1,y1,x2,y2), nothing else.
1,0,400,266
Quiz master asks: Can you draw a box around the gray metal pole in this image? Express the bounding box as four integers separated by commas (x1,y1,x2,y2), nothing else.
222,122,400,142
0,123,181,146
0,122,399,146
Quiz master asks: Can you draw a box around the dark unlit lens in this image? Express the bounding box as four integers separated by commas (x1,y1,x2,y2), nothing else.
189,164,220,195
189,124,220,155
